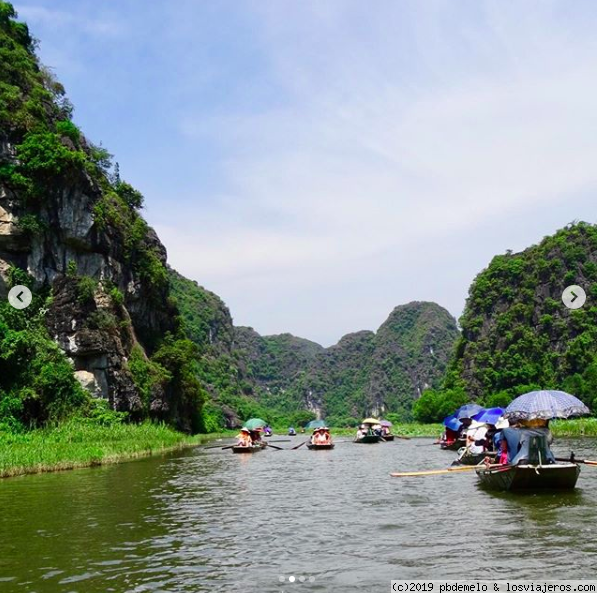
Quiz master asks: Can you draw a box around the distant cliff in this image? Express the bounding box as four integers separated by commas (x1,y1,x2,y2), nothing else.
444,222,597,412
240,302,460,422
171,267,460,424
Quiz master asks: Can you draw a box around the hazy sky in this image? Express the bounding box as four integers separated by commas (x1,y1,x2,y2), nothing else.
14,0,597,346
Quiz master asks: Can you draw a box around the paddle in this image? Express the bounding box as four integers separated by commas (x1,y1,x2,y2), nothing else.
415,442,440,447
221,445,235,450
394,435,411,440
265,443,285,451
268,440,291,443
291,441,307,450
204,443,232,450
390,463,504,478
555,457,597,466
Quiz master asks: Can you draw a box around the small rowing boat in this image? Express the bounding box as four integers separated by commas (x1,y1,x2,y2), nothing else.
440,439,464,451
354,434,381,444
382,434,395,442
307,443,335,450
232,444,265,454
475,462,580,491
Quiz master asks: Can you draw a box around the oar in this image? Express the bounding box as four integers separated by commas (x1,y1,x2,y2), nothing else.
394,435,411,440
265,443,285,450
267,440,291,443
415,442,440,447
204,443,233,450
292,441,307,450
555,457,597,466
390,463,504,478
221,445,235,450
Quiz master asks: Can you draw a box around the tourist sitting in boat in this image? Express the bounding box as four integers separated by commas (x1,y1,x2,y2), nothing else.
355,427,365,440
237,428,252,447
314,429,329,445
496,426,556,465
288,427,296,436
466,421,488,455
250,429,262,445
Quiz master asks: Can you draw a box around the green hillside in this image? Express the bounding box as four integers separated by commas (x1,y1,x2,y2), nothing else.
417,221,597,421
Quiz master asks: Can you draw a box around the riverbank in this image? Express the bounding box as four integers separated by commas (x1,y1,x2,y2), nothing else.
274,419,597,438
0,420,233,479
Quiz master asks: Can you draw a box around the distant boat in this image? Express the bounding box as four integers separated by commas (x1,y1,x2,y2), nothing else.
354,434,380,444
307,443,335,450
232,444,264,454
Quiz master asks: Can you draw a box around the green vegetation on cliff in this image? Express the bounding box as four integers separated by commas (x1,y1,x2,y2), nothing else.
416,222,597,422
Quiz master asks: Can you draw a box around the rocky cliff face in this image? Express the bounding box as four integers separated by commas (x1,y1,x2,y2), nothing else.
0,4,199,430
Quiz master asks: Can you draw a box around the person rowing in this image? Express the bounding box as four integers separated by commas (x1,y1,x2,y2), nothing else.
236,428,252,448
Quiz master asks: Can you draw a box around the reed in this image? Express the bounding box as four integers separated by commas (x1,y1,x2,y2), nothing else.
551,418,597,437
0,421,230,479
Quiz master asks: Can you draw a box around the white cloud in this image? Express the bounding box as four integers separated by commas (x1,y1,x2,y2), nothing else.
158,1,597,344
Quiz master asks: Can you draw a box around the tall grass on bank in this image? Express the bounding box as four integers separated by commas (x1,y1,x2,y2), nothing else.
552,418,597,437
0,420,215,478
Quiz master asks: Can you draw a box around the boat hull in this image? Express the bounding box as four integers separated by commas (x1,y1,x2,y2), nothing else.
475,463,580,492
382,435,395,441
307,443,335,450
454,452,489,466
232,445,263,454
440,440,464,451
354,435,381,444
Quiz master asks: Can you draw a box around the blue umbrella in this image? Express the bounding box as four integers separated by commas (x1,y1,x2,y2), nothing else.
442,413,462,431
455,403,485,420
472,407,504,425
504,390,590,421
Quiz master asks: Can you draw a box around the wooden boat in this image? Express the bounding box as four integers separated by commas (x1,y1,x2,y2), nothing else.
440,439,464,451
232,445,263,454
453,450,495,466
475,462,580,491
307,443,335,450
382,434,395,442
232,441,267,454
354,434,381,444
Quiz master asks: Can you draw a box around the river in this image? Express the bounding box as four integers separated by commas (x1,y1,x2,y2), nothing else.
1,437,596,592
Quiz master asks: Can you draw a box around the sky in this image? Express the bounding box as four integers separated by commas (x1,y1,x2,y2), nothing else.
13,0,597,346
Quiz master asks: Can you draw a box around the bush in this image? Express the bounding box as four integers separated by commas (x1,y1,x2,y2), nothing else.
412,388,470,423
16,131,86,188
110,286,124,306
87,310,118,330
16,213,45,236
115,181,144,210
76,276,97,303
55,119,80,144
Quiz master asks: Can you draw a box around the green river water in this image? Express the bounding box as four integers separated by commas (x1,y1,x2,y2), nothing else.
1,437,596,592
